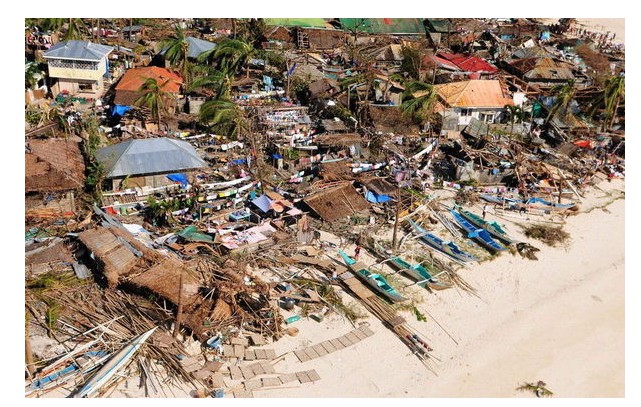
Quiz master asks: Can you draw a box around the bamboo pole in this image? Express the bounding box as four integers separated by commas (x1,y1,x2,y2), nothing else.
173,270,184,339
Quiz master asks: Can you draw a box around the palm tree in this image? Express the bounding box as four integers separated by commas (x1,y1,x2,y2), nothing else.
198,99,248,140
39,18,65,32
25,62,45,90
546,79,576,122
210,38,256,78
63,18,88,41
589,74,624,131
160,27,191,87
190,67,234,100
134,78,175,130
504,105,530,139
400,80,439,124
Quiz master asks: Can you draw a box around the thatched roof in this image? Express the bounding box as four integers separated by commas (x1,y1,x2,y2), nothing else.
77,227,144,287
25,238,74,266
303,182,370,222
128,258,200,307
365,104,419,135
25,139,85,193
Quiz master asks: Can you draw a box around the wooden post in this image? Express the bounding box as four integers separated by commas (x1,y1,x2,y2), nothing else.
173,269,184,339
392,183,402,251
25,310,35,378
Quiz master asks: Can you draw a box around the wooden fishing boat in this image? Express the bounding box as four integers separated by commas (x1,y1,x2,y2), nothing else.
407,219,477,264
369,242,452,291
450,209,506,253
71,327,157,398
456,207,516,244
338,250,408,303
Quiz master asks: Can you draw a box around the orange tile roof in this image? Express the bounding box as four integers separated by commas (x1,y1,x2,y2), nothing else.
435,79,513,108
115,66,183,93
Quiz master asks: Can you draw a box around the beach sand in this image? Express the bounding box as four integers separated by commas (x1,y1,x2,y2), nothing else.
250,179,625,398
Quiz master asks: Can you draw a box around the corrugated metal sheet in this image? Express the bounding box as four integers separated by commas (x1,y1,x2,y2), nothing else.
43,40,113,61
435,80,514,108
185,37,216,59
96,137,207,178
510,57,576,81
115,67,182,93
437,53,498,73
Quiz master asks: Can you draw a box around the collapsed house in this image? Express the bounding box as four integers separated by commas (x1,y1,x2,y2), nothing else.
25,138,86,219
303,182,370,222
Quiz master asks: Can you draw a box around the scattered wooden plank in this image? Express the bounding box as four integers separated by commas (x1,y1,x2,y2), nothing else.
294,349,310,362
358,325,375,337
260,361,275,374
230,337,249,346
296,371,312,383
244,349,256,361
254,349,267,359
223,344,235,357
306,369,321,382
209,373,225,388
244,379,262,391
352,328,368,341
330,338,345,350
233,390,253,398
279,373,298,384
345,332,360,344
337,335,352,347
228,365,243,381
261,377,282,387
239,365,255,380
202,361,225,372
192,369,212,380
312,344,328,357
233,344,245,359
303,347,319,360
320,340,336,353
250,362,265,375
247,333,267,346
264,349,277,360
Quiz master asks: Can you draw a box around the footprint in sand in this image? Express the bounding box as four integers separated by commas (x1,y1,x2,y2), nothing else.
591,295,602,302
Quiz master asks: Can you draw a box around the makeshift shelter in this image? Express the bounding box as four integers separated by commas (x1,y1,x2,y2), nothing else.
303,183,370,222
95,137,207,192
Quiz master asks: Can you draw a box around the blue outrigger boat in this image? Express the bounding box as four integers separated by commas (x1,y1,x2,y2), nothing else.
450,208,506,253
338,250,408,303
456,206,516,245
407,219,477,264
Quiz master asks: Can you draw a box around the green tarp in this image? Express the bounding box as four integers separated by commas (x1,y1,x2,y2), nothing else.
264,18,330,28
176,225,213,243
339,18,425,34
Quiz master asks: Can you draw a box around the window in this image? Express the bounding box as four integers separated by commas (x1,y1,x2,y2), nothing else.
78,81,94,91
479,113,494,123
460,108,472,116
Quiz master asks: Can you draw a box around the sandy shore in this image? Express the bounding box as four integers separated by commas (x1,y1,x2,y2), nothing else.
252,179,625,398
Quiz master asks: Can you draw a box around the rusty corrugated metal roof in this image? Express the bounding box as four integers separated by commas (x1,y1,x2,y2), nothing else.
435,79,513,108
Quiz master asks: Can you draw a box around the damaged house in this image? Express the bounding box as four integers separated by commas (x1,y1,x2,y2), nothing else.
434,79,514,132
25,138,85,219
95,137,207,199
303,182,370,222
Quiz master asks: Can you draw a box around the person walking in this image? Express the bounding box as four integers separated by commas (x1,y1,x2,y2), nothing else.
354,245,361,260
482,204,488,220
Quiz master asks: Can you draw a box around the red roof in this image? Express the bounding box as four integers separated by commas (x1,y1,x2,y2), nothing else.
437,53,498,74
115,66,183,93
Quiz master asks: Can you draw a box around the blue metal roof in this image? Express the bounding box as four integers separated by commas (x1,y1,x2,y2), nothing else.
43,40,113,61
96,137,207,178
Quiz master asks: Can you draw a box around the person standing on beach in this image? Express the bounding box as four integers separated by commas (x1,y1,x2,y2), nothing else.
482,204,488,219
354,245,361,260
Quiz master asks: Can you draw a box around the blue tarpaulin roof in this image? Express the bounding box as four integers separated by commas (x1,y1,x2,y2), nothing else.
366,191,392,203
112,105,132,117
167,173,189,187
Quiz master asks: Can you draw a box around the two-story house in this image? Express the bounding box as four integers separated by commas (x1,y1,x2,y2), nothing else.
434,79,514,131
42,40,113,96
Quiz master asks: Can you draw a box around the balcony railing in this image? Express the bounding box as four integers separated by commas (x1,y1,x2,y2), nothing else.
48,59,99,70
